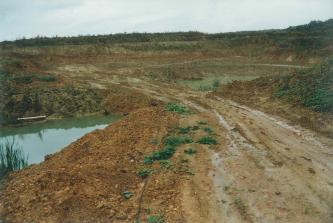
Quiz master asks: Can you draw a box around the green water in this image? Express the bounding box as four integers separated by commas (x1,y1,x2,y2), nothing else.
0,115,119,164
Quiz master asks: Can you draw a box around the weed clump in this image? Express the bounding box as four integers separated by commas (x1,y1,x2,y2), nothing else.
144,145,176,164
177,127,191,134
146,214,164,223
196,136,217,145
203,127,214,135
122,191,133,199
36,75,56,82
159,160,174,170
0,140,29,178
136,168,152,178
165,103,188,114
164,135,192,146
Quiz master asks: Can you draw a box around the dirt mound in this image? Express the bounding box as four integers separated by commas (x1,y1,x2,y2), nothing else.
102,88,161,114
0,107,183,223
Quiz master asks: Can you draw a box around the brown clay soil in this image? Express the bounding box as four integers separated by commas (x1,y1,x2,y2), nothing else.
0,107,185,222
1,52,333,222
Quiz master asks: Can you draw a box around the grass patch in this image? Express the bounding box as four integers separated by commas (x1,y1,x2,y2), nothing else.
144,145,176,164
0,140,29,178
159,160,174,170
177,126,200,134
12,75,34,84
164,135,192,146
177,126,191,134
36,75,56,82
12,74,56,84
203,127,214,135
146,214,164,223
136,168,152,178
165,103,188,114
196,136,217,145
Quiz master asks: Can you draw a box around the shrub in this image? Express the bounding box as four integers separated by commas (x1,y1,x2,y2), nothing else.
165,103,188,114
196,136,217,145
0,140,29,178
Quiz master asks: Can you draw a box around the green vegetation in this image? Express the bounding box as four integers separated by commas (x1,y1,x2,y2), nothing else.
144,131,192,165
146,214,164,223
184,148,197,155
136,168,152,178
223,186,230,191
177,126,191,134
12,74,56,84
144,145,176,164
3,19,331,57
203,127,214,135
177,125,199,134
159,160,174,170
12,75,34,84
164,135,192,147
212,79,220,89
0,84,105,125
122,191,133,199
165,103,188,114
0,140,29,178
196,136,217,145
274,59,333,112
36,75,56,82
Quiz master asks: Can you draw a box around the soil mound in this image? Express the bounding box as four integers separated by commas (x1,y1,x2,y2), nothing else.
0,107,180,223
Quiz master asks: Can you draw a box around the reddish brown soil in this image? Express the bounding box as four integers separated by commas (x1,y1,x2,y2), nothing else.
0,107,186,223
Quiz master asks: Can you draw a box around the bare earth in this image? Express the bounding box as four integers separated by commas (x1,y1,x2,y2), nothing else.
1,61,333,222
132,78,333,223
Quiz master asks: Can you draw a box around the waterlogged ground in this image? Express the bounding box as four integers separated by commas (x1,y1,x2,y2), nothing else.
0,115,119,164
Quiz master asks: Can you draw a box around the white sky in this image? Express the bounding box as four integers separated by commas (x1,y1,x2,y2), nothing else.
0,0,332,41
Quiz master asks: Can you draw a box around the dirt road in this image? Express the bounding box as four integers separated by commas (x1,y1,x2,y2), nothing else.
121,77,333,222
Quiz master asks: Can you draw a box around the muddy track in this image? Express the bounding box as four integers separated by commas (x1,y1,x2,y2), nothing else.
122,78,333,222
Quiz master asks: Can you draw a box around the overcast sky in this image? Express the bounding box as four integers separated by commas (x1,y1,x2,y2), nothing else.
0,0,332,41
